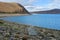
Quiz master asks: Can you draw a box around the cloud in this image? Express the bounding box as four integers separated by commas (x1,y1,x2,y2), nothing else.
24,6,49,12
0,0,25,3
47,0,60,9
25,0,60,12
28,0,35,2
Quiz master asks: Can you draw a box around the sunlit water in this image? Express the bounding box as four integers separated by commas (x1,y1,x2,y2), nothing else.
1,14,60,30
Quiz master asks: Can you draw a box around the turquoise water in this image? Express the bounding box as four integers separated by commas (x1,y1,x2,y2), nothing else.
2,14,60,30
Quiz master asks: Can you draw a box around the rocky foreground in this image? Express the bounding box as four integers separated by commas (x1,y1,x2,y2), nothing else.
0,20,60,40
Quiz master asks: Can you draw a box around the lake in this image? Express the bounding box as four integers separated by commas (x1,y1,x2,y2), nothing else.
1,14,60,30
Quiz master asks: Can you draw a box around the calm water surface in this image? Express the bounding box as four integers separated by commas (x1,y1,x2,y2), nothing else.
2,14,60,30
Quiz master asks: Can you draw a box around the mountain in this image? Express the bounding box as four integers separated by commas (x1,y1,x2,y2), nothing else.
32,9,60,14
0,2,29,14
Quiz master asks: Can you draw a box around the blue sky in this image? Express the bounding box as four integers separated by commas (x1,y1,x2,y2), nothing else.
0,0,60,12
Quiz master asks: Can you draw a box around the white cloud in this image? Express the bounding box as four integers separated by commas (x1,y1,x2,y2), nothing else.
0,0,24,3
28,0,35,2
47,0,60,9
24,6,49,12
25,0,60,12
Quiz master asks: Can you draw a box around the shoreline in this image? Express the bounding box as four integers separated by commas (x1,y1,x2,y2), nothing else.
0,20,60,31
0,20,60,40
0,14,29,17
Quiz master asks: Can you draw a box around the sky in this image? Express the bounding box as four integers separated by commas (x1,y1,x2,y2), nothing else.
0,0,60,12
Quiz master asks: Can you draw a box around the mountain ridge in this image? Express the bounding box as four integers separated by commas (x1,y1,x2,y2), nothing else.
32,9,60,14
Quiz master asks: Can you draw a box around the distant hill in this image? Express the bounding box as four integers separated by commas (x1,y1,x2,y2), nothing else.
32,9,60,14
0,2,29,14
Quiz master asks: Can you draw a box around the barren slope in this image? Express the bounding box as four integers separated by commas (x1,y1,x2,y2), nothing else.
0,2,29,14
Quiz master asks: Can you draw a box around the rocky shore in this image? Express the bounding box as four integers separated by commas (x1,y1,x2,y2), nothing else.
0,20,60,40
